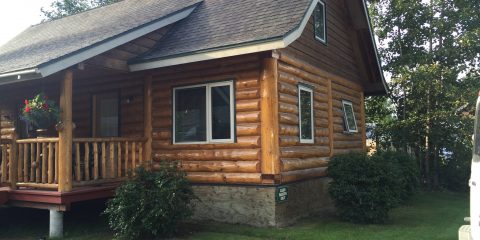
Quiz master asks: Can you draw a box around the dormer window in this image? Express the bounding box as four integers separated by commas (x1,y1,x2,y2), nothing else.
314,1,326,44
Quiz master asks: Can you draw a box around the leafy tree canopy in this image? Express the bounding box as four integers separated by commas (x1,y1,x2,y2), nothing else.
41,0,120,21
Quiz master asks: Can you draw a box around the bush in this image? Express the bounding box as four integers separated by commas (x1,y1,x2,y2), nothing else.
328,151,419,224
377,150,419,202
104,163,195,239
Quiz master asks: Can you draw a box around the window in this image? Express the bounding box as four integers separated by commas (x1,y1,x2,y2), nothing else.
173,81,234,144
93,92,120,137
342,100,358,133
314,0,326,44
299,85,314,143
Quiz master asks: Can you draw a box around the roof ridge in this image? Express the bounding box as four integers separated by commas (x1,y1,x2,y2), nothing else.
33,0,127,27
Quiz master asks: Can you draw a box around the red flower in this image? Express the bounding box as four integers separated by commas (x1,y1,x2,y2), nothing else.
24,99,28,105
25,107,31,113
43,103,49,110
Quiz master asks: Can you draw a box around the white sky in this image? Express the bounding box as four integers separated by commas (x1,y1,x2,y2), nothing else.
0,0,55,46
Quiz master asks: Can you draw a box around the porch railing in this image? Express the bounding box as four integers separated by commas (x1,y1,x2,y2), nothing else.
0,137,146,190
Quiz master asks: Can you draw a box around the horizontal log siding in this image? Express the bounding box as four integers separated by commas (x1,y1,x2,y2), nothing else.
151,54,263,184
277,50,365,183
281,1,362,85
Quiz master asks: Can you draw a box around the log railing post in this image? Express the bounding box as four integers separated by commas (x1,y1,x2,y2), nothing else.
143,76,153,170
260,54,281,179
58,70,73,192
9,134,18,189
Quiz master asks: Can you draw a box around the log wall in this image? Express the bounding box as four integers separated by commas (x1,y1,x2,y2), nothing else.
150,54,263,184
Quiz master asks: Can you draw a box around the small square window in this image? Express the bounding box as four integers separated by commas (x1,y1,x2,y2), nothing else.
342,100,358,133
299,85,314,143
314,1,326,44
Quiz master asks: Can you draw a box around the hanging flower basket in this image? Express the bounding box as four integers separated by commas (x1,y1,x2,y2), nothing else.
21,93,60,137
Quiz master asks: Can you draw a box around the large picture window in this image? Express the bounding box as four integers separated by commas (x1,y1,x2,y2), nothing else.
342,100,358,133
299,85,314,143
173,81,234,144
314,0,327,44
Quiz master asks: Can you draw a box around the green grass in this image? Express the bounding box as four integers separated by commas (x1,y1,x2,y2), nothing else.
0,191,468,240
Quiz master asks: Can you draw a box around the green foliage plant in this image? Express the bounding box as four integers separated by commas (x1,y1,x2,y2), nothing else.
21,93,60,129
104,163,195,239
328,152,419,224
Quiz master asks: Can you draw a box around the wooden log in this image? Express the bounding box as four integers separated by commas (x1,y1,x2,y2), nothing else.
30,143,35,182
35,143,40,183
157,160,260,173
55,142,59,183
236,111,260,123
109,142,115,178
236,99,260,112
23,144,28,183
280,136,300,147
281,157,329,172
279,93,298,105
260,57,281,175
236,123,260,136
144,76,153,164
185,172,262,184
132,142,136,170
327,79,334,157
278,63,328,88
360,92,366,151
75,143,81,181
42,143,47,183
16,182,59,190
280,146,330,158
18,144,23,183
139,143,143,166
102,142,106,178
16,138,59,143
279,102,298,115
94,143,99,180
281,167,328,183
117,142,122,177
236,78,259,89
84,143,90,181
124,141,129,175
1,146,6,182
334,141,364,149
48,143,54,183
153,148,261,161
278,81,297,96
236,88,260,100
58,69,73,192
333,148,363,155
279,112,298,125
279,124,299,136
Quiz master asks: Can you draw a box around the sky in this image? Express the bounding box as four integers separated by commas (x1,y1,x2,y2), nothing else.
0,0,55,46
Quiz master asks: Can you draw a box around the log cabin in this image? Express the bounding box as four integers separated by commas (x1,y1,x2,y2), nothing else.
0,0,387,235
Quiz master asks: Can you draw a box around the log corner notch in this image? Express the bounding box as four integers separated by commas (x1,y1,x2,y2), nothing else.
58,69,73,192
260,52,281,183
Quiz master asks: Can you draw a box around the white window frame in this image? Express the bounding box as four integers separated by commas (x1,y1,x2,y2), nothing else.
314,0,327,44
173,80,235,144
298,85,315,144
342,100,358,133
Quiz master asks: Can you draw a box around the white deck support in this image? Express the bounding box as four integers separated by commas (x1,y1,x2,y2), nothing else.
49,210,64,238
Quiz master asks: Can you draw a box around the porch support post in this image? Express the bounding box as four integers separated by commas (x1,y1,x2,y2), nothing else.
9,133,18,189
58,70,73,192
49,209,64,238
143,76,153,169
260,54,281,180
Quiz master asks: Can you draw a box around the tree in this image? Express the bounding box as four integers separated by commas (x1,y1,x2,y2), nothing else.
41,0,120,21
368,0,480,189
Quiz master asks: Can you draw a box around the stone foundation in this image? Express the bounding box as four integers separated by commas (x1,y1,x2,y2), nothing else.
192,177,334,227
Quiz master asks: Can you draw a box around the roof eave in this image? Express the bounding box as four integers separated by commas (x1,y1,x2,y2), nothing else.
0,2,201,85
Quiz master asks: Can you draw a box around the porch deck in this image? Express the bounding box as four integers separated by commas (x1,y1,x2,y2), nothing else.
0,136,146,209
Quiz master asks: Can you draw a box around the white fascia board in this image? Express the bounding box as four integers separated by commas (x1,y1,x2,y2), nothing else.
0,69,42,86
129,0,321,72
129,40,287,71
36,4,199,78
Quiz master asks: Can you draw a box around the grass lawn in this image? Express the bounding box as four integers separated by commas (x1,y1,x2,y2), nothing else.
0,191,468,240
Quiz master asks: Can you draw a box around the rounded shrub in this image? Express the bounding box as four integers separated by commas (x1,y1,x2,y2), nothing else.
104,162,195,239
327,153,403,224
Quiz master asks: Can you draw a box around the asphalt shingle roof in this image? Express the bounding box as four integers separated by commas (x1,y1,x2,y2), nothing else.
0,0,202,74
136,0,312,62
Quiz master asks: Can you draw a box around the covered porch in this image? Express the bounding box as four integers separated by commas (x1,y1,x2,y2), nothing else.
0,67,153,207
